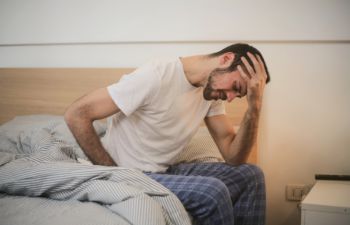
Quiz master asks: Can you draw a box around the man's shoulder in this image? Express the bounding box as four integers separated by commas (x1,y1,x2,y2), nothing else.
135,58,177,75
131,57,182,90
148,57,180,71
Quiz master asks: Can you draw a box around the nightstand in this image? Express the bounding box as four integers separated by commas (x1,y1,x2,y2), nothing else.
301,180,350,225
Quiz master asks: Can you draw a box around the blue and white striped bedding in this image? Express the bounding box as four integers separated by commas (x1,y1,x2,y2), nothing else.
0,115,191,225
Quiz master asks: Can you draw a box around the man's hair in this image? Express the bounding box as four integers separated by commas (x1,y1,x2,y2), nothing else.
209,43,270,83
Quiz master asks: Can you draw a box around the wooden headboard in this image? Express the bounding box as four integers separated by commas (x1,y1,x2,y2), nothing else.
0,68,256,163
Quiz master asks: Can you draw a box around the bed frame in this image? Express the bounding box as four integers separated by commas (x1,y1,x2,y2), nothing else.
0,68,256,163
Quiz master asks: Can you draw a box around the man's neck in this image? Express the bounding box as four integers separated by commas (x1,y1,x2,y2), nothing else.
180,55,217,87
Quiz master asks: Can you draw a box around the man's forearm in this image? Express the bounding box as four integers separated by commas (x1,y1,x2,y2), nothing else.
65,117,116,166
226,107,260,165
225,52,267,165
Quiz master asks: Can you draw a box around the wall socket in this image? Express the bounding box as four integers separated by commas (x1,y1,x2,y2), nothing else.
286,184,312,201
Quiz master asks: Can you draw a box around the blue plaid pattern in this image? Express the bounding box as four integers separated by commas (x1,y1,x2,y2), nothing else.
146,163,266,225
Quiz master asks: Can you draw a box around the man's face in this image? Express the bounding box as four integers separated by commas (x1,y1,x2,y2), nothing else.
203,68,247,102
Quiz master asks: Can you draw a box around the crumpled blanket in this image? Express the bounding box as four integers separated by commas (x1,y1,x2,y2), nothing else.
0,115,191,225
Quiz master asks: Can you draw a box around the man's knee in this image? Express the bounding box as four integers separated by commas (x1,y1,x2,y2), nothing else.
224,163,265,188
189,177,231,213
235,164,266,198
244,164,265,184
203,177,231,200
240,164,264,180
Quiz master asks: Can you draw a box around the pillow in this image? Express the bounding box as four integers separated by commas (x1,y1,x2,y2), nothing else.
0,115,106,153
0,114,106,137
173,126,225,164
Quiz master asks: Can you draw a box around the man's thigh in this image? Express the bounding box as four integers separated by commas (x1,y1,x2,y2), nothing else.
166,162,265,201
145,172,233,222
146,172,228,204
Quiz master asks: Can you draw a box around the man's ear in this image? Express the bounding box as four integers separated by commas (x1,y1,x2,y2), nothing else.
219,52,235,68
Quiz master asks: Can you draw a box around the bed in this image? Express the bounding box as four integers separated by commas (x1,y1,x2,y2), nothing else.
0,68,257,225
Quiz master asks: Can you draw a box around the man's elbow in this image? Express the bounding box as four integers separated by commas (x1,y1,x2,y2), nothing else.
64,104,83,128
64,104,94,127
64,106,75,128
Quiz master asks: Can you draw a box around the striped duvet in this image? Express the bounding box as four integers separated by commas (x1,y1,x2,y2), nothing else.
0,116,191,225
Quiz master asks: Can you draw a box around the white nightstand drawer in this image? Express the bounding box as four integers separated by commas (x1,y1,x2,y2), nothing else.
301,180,350,225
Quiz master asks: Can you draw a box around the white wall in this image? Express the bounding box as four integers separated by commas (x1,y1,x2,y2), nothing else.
1,0,349,44
1,1,350,225
258,43,350,225
1,0,350,67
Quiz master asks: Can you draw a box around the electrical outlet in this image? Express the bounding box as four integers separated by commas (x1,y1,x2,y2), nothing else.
286,184,311,201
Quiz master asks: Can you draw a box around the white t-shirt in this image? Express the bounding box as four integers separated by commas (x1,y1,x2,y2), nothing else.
101,58,225,172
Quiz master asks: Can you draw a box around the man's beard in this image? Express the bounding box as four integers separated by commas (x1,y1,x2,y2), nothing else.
203,69,227,101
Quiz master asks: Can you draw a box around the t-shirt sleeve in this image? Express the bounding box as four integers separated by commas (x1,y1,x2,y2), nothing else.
206,100,226,117
107,62,159,116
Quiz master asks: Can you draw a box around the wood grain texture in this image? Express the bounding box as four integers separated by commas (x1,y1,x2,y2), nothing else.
0,68,256,163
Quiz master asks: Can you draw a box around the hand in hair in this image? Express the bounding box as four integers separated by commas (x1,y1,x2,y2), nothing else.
237,52,268,112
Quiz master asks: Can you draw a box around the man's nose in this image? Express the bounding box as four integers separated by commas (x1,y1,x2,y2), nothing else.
226,92,236,102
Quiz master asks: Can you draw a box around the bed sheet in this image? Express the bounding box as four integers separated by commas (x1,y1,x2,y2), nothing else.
0,193,131,225
0,115,191,225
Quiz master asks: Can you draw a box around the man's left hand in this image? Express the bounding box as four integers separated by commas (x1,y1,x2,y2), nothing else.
237,52,268,112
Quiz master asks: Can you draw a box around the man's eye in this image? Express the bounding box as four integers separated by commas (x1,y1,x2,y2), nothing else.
232,84,238,92
234,84,240,93
232,81,242,96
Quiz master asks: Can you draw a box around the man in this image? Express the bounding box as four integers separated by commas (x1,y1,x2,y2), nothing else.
65,43,270,225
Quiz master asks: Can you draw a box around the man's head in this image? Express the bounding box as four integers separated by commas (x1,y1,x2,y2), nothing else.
203,43,270,102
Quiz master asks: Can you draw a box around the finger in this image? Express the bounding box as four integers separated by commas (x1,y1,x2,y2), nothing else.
256,55,268,80
238,62,252,79
247,52,262,75
241,56,255,77
255,54,264,73
237,65,250,82
256,55,266,74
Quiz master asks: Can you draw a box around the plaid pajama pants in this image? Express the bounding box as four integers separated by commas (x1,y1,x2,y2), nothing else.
146,163,266,225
